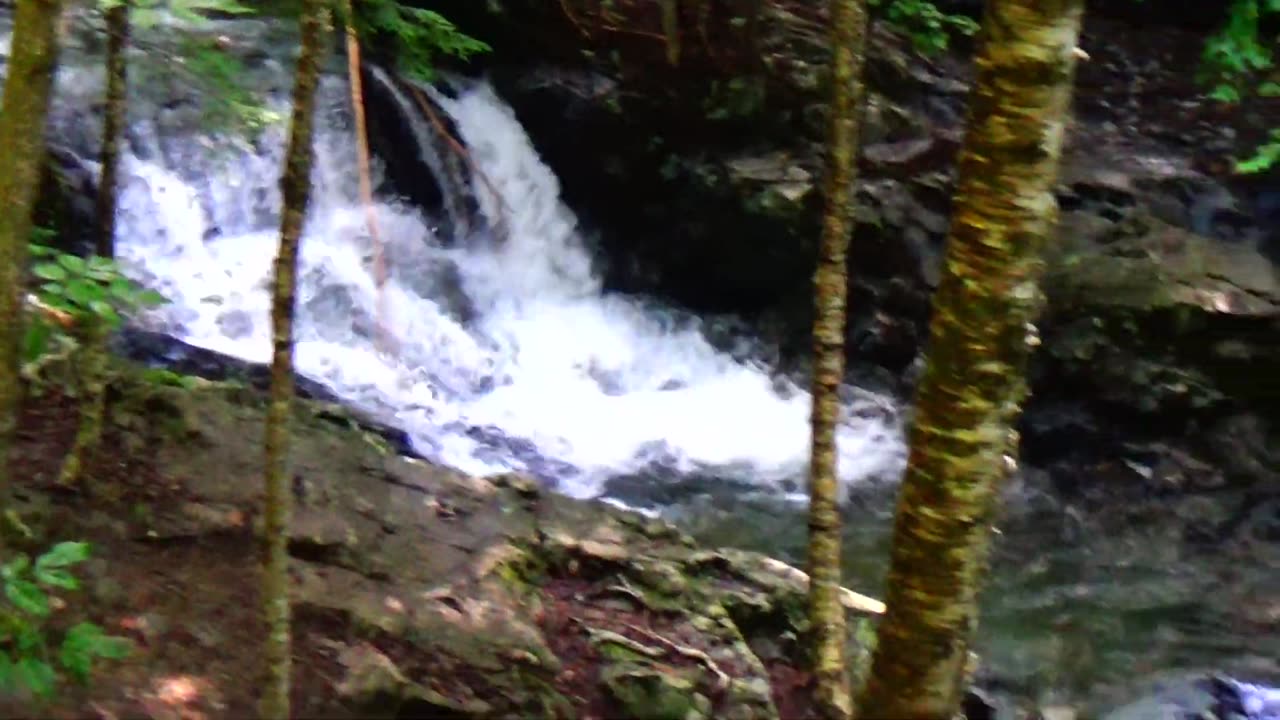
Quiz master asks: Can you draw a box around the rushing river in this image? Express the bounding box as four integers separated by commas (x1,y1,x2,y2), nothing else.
3,9,1277,715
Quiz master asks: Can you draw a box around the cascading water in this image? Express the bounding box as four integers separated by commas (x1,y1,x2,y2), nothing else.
27,20,907,502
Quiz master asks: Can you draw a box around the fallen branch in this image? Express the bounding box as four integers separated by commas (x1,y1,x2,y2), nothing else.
402,81,510,241
756,557,887,615
342,1,390,354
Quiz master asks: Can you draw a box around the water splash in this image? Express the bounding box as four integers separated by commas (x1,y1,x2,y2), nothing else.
35,45,907,500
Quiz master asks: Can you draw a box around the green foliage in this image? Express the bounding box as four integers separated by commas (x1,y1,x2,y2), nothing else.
1196,0,1279,172
870,0,979,54
1237,129,1280,173
104,0,255,25
176,37,284,132
25,243,168,366
93,0,279,135
0,543,132,699
1200,0,1277,102
350,0,491,81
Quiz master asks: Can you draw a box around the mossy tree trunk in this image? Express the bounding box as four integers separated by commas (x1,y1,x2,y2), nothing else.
0,0,66,511
854,2,1086,718
260,1,329,717
806,0,870,717
59,0,130,489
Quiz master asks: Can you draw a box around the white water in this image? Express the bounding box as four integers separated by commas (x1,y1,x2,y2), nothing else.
32,40,907,501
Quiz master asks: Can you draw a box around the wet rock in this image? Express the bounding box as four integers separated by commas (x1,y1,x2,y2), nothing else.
1040,210,1279,417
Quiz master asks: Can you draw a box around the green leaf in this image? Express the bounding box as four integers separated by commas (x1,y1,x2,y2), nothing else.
0,654,15,694
22,323,52,363
13,624,42,654
33,567,78,591
1,555,31,581
36,542,91,570
87,255,116,272
60,623,132,683
5,579,50,617
16,657,56,697
32,263,67,281
137,289,169,307
28,243,57,257
57,254,87,274
65,279,105,308
89,301,121,325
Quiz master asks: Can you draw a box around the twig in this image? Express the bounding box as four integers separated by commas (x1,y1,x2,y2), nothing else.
402,81,510,242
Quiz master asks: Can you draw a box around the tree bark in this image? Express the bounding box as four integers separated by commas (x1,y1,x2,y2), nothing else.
58,0,131,490
806,0,870,717
854,2,1086,718
96,0,129,259
260,1,329,717
0,0,65,512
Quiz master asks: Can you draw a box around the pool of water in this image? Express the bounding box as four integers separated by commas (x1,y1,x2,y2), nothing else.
652,484,1280,714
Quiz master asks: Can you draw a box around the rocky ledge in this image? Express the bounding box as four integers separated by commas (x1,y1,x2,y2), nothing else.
8,368,885,719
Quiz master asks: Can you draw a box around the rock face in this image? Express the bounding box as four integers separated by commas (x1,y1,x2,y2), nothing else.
127,379,884,718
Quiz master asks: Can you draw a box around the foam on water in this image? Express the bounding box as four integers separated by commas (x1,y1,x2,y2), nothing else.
38,51,908,500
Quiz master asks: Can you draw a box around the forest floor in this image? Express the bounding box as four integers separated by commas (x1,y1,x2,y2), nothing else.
0,376,851,720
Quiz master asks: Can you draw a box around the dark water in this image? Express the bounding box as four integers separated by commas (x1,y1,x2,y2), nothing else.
632,483,1280,714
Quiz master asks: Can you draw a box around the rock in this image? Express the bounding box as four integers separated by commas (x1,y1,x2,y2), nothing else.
601,663,713,720
334,642,494,718
1030,206,1279,486
84,374,884,718
334,643,409,709
1098,673,1280,720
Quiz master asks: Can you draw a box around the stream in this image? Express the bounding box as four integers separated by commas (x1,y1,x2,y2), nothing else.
5,9,1279,715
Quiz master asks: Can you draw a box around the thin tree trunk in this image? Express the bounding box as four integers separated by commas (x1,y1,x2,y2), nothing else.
260,1,329,717
96,0,129,259
0,0,66,516
854,2,1086,718
806,0,870,717
341,0,388,353
59,0,130,489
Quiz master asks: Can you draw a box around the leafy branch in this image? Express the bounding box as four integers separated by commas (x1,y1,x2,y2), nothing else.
0,542,132,699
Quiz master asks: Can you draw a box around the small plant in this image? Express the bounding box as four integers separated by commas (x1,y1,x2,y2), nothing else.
870,0,979,54
25,244,167,364
1236,128,1280,173
1195,0,1280,173
0,542,132,698
1200,0,1276,103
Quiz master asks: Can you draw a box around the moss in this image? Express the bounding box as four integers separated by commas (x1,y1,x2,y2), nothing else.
601,663,711,720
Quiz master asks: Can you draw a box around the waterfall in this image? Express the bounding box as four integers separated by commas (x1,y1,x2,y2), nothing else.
11,22,908,502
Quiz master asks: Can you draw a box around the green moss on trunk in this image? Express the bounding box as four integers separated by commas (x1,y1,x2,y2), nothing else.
0,0,65,513
806,0,871,718
855,2,1086,718
260,1,330,717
